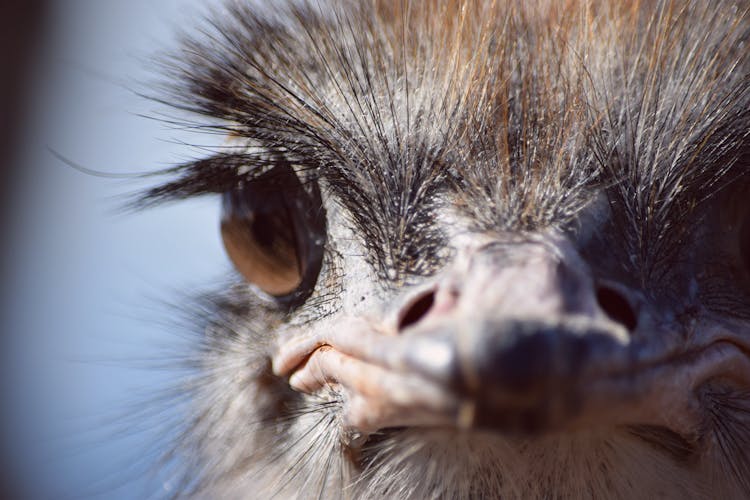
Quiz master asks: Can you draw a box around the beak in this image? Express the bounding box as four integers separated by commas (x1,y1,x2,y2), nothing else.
383,234,636,433
273,233,750,443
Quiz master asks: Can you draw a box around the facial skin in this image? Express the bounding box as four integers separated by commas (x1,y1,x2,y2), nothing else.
143,1,750,498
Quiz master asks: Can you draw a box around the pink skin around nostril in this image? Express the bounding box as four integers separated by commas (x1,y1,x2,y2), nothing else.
397,285,461,333
432,286,460,316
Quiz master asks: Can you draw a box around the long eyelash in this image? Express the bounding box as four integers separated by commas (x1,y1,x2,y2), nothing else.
131,155,245,208
131,152,322,209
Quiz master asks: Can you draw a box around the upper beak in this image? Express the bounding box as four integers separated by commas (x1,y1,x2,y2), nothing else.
274,233,750,442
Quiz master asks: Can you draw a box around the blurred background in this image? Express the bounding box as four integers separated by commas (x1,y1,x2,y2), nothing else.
1,1,228,497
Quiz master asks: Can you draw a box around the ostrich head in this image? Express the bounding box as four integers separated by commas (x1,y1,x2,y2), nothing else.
141,0,750,497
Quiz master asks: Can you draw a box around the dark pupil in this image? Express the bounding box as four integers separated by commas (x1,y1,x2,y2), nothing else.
252,210,295,251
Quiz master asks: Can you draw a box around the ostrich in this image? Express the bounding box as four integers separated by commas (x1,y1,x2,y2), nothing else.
139,0,750,498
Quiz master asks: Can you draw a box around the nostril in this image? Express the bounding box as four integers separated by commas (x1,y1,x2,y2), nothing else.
596,284,638,331
398,289,436,331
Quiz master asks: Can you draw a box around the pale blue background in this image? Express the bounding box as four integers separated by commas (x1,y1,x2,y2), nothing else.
4,1,230,497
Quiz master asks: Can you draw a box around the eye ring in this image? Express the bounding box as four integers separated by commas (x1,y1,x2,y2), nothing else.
220,163,326,304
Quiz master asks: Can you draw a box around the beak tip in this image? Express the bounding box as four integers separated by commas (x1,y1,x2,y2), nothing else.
456,400,477,430
449,317,631,431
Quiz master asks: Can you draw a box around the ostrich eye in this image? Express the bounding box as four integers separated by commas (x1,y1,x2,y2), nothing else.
220,164,325,299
